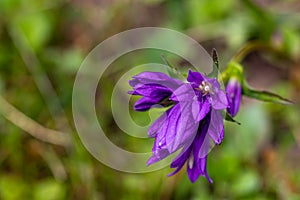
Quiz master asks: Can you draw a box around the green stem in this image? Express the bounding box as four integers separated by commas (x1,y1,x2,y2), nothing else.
231,41,273,63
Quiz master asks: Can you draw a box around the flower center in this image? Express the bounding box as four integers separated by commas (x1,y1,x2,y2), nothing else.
198,81,211,95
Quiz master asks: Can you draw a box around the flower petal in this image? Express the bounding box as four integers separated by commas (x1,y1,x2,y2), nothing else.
192,99,211,121
148,112,168,137
187,70,205,85
197,156,213,183
207,109,224,145
166,103,198,153
133,96,164,111
186,114,213,183
147,148,169,165
148,125,170,165
168,145,192,176
209,89,228,110
187,156,201,183
132,84,172,98
165,104,182,152
170,84,197,102
130,71,182,90
187,155,212,183
150,105,182,162
194,113,211,158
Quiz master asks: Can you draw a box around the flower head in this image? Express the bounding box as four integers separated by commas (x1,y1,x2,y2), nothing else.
129,70,228,183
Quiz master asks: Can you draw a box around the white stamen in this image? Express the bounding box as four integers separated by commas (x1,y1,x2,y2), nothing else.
204,85,210,92
198,81,212,95
188,156,194,169
158,142,162,147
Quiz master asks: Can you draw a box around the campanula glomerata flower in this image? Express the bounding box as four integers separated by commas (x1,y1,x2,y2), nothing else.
129,70,228,183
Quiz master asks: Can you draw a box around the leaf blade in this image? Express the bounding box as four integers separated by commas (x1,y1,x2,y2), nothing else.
243,88,294,105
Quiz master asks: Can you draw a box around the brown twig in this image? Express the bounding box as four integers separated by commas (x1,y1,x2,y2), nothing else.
0,95,70,147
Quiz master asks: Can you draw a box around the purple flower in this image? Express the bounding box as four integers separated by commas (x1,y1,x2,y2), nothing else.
129,70,228,183
226,77,242,117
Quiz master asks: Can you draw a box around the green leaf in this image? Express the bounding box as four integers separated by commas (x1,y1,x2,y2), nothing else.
243,88,294,105
225,112,241,125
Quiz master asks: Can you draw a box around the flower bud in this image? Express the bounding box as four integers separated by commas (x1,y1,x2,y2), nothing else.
226,77,242,117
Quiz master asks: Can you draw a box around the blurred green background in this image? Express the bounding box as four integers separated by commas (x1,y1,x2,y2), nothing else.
0,0,300,199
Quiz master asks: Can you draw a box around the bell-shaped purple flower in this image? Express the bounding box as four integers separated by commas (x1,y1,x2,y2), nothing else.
226,77,242,117
129,70,228,183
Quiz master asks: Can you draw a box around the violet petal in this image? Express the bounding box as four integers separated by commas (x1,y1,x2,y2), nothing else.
134,96,164,111
207,109,224,145
187,70,205,85
192,99,211,121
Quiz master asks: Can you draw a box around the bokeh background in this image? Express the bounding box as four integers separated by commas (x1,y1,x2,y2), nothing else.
0,0,300,199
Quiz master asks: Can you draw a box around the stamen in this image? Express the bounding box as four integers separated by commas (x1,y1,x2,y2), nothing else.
198,81,212,95
158,142,162,148
204,85,210,92
188,155,194,169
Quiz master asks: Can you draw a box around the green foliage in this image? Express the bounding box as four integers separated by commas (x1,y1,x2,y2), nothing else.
187,0,236,25
16,12,53,51
33,179,66,200
0,0,299,199
0,175,29,200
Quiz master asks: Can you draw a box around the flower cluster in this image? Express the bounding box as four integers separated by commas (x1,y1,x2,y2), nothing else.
129,70,239,183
